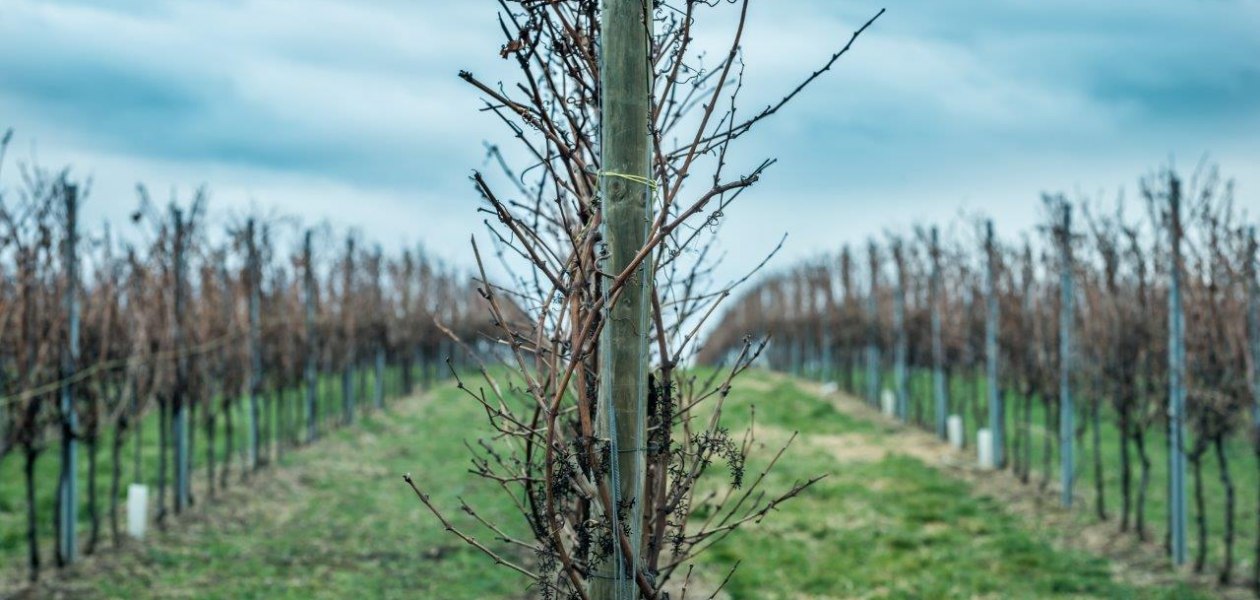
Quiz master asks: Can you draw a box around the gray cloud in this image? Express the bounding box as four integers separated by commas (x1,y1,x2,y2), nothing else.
1,0,1257,281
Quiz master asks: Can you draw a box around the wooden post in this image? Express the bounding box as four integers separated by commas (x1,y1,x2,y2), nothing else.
1246,226,1260,590
985,220,1003,468
865,242,881,406
304,230,318,443
592,0,652,596
374,348,386,408
1249,226,1259,440
216,263,233,481
342,236,356,425
1244,224,1254,436
172,207,190,511
1167,177,1188,565
246,218,262,470
892,240,908,422
1018,242,1036,480
788,277,802,375
373,245,385,410
58,183,80,565
821,268,834,384
1058,203,1075,507
401,250,415,395
930,227,946,438
840,247,857,393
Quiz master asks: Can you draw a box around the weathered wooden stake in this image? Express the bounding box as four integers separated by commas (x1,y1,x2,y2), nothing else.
1167,178,1188,565
401,250,415,395
373,246,385,410
216,263,234,482
865,242,881,406
1246,226,1260,590
58,183,80,564
592,0,652,596
246,218,262,470
304,230,318,443
342,236,356,425
172,207,190,511
930,227,947,438
892,240,908,422
840,247,857,393
985,220,1003,468
1058,203,1075,508
821,269,834,382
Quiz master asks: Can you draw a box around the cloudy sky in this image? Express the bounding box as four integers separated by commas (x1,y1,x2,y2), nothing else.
2,0,1257,280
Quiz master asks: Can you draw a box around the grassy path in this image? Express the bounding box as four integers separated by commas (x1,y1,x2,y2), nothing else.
694,372,1215,599
0,367,414,576
3,384,528,599
3,371,1226,599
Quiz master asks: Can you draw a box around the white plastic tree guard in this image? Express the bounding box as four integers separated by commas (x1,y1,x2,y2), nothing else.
977,429,994,469
947,415,964,449
880,389,896,417
127,484,149,540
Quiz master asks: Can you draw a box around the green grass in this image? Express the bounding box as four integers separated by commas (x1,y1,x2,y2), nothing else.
836,364,1259,578
1,368,1222,598
693,371,1211,599
3,380,526,599
0,361,423,576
